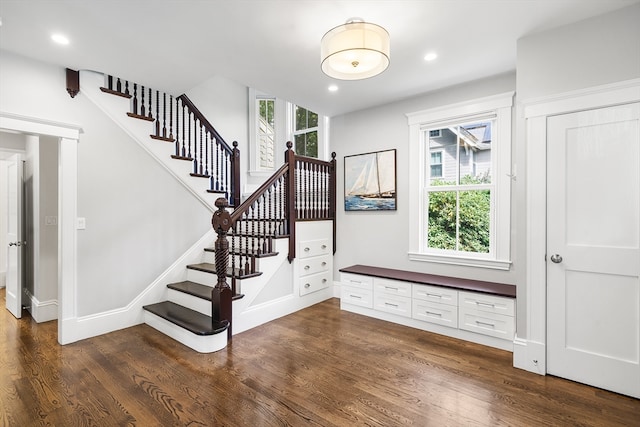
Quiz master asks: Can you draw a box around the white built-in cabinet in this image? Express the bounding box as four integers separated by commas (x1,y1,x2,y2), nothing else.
340,267,516,351
295,222,333,296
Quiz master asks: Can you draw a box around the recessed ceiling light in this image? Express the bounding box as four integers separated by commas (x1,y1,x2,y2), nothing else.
51,33,70,45
424,52,438,62
328,85,338,92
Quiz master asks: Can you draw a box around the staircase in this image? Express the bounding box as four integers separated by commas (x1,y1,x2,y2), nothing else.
89,73,336,353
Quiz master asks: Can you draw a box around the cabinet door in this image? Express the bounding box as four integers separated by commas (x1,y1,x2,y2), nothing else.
299,256,330,277
412,299,458,328
341,285,373,308
299,239,330,259
413,284,458,306
341,273,373,290
300,271,331,296
374,278,412,298
458,291,514,317
374,293,412,318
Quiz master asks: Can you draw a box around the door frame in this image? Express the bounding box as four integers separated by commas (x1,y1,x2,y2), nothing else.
0,112,81,345
514,78,640,375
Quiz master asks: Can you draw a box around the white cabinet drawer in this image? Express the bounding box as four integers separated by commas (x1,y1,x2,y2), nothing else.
341,285,373,308
413,284,458,306
458,308,515,340
299,256,330,277
374,278,412,298
341,273,373,290
412,300,458,328
373,294,412,318
458,291,515,317
299,239,330,259
300,271,331,296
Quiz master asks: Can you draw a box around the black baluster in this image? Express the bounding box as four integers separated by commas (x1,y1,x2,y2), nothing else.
169,95,174,141
131,84,138,115
154,90,160,137
140,86,146,117
162,93,167,138
148,88,153,119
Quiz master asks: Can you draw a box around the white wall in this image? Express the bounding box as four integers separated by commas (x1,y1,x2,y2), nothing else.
331,72,517,285
0,50,213,317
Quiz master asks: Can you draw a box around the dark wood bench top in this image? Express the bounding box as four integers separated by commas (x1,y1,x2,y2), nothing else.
339,265,516,298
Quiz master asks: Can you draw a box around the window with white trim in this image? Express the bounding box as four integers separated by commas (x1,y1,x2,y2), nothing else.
406,92,513,270
257,97,275,170
293,105,319,158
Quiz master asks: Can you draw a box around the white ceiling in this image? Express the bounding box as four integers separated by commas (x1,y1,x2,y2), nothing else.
0,0,637,117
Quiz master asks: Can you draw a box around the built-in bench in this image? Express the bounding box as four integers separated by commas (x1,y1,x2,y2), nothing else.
338,264,516,351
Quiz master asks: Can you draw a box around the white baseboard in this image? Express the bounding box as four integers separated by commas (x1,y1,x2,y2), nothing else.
25,293,58,322
512,335,546,375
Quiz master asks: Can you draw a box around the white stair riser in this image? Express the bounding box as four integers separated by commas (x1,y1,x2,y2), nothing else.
168,288,212,317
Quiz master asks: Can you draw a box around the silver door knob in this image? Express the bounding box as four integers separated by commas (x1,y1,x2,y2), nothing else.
550,254,563,263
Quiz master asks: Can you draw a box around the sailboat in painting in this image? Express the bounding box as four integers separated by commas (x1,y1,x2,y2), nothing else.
345,149,396,211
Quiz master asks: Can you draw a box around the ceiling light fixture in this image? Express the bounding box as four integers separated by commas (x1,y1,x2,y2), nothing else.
424,52,438,61
321,18,390,80
51,33,70,45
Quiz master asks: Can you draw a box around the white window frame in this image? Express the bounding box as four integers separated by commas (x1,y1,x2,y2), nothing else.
288,103,329,160
406,92,513,270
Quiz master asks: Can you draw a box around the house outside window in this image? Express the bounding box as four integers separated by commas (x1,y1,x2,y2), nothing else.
407,92,513,270
293,105,318,158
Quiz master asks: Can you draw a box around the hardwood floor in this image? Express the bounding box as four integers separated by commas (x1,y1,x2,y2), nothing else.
1,289,638,426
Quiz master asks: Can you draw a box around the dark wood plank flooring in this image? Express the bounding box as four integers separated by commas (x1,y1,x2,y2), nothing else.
1,288,638,426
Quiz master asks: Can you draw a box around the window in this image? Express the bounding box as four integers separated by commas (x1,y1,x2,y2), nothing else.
257,98,275,170
407,92,513,269
293,105,318,158
430,150,443,178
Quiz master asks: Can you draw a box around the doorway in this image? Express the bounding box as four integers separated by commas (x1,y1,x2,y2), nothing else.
0,112,81,344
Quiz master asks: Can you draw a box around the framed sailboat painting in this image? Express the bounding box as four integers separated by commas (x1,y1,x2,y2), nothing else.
344,149,396,211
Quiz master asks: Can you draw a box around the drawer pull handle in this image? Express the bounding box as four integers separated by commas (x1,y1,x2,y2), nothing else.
425,311,442,317
304,265,310,270
304,247,310,252
384,302,399,308
350,280,362,284
321,262,327,266
321,244,327,249
426,293,442,298
385,286,399,291
322,279,327,283
304,283,311,288
350,295,362,299
475,320,495,328
476,302,495,308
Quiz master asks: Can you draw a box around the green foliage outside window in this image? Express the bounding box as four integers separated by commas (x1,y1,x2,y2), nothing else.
427,174,491,253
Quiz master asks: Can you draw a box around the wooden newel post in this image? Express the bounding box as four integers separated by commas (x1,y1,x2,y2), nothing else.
285,141,297,263
231,141,241,208
211,197,233,340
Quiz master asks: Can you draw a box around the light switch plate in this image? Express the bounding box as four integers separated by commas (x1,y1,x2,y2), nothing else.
76,217,86,230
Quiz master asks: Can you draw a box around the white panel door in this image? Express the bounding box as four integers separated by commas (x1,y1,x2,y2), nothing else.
547,102,640,398
5,154,23,319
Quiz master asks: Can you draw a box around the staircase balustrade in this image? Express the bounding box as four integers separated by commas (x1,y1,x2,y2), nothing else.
100,75,240,207
212,142,336,339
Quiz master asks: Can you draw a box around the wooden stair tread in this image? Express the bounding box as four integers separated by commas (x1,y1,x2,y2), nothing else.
143,301,228,336
167,281,212,300
186,262,262,279
126,112,154,122
167,280,244,301
99,87,132,98
203,247,278,258
150,134,175,142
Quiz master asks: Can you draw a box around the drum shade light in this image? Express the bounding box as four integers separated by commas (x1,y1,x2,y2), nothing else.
321,19,390,80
